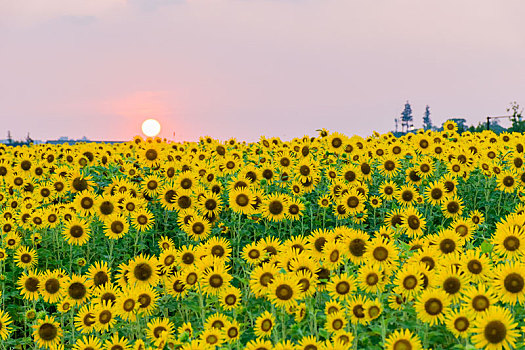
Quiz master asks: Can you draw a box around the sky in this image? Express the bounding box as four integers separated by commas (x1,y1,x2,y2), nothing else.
1,0,525,142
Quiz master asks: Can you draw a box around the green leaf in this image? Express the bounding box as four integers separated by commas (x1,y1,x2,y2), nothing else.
481,241,493,253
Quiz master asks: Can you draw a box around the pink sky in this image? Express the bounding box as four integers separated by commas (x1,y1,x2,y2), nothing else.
1,0,524,142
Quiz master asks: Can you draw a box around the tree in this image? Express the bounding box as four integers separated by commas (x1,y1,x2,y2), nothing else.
400,101,413,133
507,101,525,133
422,105,432,131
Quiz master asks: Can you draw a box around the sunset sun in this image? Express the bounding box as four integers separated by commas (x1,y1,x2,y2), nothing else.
141,118,161,137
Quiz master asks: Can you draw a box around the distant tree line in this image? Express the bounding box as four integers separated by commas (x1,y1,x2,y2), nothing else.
393,101,524,135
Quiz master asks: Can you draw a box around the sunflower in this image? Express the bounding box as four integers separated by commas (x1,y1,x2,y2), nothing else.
423,181,446,205
384,329,422,350
177,245,197,270
341,229,369,265
491,225,525,260
103,214,129,240
471,306,519,350
69,171,95,193
384,208,404,230
185,217,211,241
200,262,232,296
146,318,175,345
159,183,178,211
435,266,468,303
206,236,232,261
325,311,347,333
131,208,155,232
103,333,131,350
461,284,497,316
254,311,275,338
250,262,280,298
0,310,12,340
224,320,240,343
65,274,90,306
126,254,159,288
245,339,273,350
165,273,188,300
228,187,255,215
39,270,64,304
86,261,111,290
220,286,242,310
74,304,96,334
14,245,38,269
326,273,356,302
93,300,117,332
496,170,518,193
365,237,398,268
401,207,426,238
414,288,451,326
74,335,102,350
73,190,98,217
242,242,265,266
432,229,464,257
492,261,525,305
459,249,491,283
17,270,40,301
393,263,424,299
62,218,91,246
266,273,301,309
450,217,476,241
33,315,62,349
297,336,322,350
260,193,289,222
357,263,386,294
347,295,368,325
136,285,159,316
445,308,474,339
200,328,224,347
198,191,222,218
285,198,305,221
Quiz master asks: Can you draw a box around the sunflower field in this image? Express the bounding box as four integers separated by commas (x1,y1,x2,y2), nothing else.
1,121,525,350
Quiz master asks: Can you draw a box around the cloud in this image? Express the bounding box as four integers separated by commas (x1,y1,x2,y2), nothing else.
126,0,185,12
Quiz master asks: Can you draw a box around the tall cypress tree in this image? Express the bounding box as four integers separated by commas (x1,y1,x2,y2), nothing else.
401,101,413,133
423,105,432,131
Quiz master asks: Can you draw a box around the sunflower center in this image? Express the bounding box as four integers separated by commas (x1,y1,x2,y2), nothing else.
467,260,482,274
225,294,237,305
137,215,148,225
431,188,443,200
45,279,60,294
70,225,84,238
336,281,350,294
503,236,520,251
99,310,112,324
83,313,95,326
123,299,135,311
439,239,456,253
134,263,153,281
209,274,224,288
269,201,284,215
138,294,151,308
330,250,340,262
69,282,87,300
276,284,293,300
347,196,359,208
145,149,158,161
366,273,379,286
454,317,469,332
447,202,460,213
182,253,194,265
25,277,39,292
503,176,515,187
235,194,249,207
332,319,343,330
153,326,167,338
21,254,31,263
484,320,507,344
260,272,273,287
373,247,389,261
72,178,88,192
424,298,443,316
39,323,58,341
407,216,420,230
261,319,273,332
192,222,205,234
443,277,461,294
100,201,114,215
504,272,524,293
472,295,489,311
349,239,365,257
93,271,109,286
111,221,124,234
403,276,418,290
